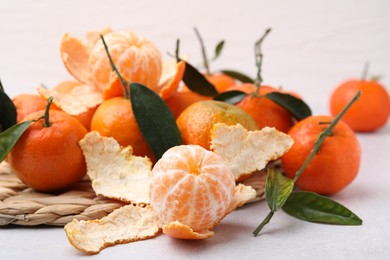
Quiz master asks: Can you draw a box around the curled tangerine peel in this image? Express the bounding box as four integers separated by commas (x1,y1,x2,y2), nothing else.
149,145,235,239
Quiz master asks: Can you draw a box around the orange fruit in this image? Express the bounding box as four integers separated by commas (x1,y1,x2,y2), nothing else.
165,90,211,118
90,97,154,161
12,93,50,123
149,144,235,239
61,30,166,100
227,83,294,133
8,109,87,192
330,79,390,132
281,115,361,195
206,73,236,93
176,100,258,149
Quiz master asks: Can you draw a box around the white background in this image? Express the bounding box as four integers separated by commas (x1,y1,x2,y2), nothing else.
1,0,390,114
1,1,390,259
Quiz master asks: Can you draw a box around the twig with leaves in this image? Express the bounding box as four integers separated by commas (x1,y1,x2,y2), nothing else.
253,90,363,236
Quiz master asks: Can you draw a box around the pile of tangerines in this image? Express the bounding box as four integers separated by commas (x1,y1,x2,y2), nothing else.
2,28,390,199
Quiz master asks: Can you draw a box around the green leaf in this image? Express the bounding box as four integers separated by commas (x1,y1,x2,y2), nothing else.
220,69,254,83
282,191,363,225
0,120,32,162
180,60,218,96
130,83,182,161
265,92,312,120
0,82,17,132
213,90,247,104
266,168,294,212
211,40,225,61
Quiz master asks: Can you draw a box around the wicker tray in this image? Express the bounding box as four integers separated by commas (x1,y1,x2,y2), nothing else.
0,161,266,226
0,162,124,226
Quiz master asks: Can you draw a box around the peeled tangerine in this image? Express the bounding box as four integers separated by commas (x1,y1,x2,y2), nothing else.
149,145,236,239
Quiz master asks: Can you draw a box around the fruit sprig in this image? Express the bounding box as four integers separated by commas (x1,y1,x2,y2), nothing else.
253,90,363,236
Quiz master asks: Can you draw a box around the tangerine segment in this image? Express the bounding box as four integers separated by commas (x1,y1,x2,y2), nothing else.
65,204,161,255
163,221,214,240
79,131,152,204
103,60,185,101
150,145,235,234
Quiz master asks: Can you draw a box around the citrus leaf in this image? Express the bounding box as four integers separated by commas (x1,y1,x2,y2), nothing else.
282,191,363,225
211,40,225,61
266,167,294,212
220,70,254,83
130,83,182,160
265,92,311,120
0,82,17,132
213,90,247,104
0,120,31,162
179,59,218,97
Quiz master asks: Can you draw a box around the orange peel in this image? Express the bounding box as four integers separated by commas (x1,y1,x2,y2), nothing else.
37,80,102,130
162,221,214,240
157,59,186,100
64,204,161,254
79,131,152,204
210,123,294,181
37,80,102,116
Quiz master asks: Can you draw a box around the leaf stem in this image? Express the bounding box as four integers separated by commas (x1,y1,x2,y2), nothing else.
194,27,210,75
43,96,54,128
253,211,274,236
100,35,130,99
253,28,271,97
293,90,361,183
175,39,180,62
361,62,369,81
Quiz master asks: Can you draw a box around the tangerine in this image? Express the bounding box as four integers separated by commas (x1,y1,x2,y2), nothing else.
176,100,258,149
281,115,361,195
8,108,87,192
149,144,235,239
206,73,236,93
330,79,390,132
165,89,211,118
227,84,294,133
90,97,154,161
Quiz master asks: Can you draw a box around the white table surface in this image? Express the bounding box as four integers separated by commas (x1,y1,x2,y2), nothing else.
1,1,390,259
1,126,389,259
